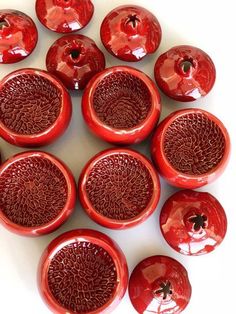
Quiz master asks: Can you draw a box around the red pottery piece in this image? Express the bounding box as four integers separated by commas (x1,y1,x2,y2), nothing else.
160,190,227,256
35,0,94,33
154,45,216,102
82,66,161,145
100,5,162,62
79,148,161,229
38,229,128,314
151,108,230,188
46,34,105,90
0,151,76,237
0,68,72,147
0,9,38,64
129,255,192,314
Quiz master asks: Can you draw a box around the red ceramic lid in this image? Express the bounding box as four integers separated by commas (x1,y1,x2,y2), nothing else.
0,9,38,64
129,255,192,314
100,5,162,62
38,229,128,314
154,45,216,102
46,34,105,90
82,66,161,145
35,0,94,33
160,190,227,256
0,68,72,147
0,151,76,236
79,148,161,229
151,108,230,189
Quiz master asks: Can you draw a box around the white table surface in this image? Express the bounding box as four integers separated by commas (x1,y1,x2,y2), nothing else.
0,1,235,313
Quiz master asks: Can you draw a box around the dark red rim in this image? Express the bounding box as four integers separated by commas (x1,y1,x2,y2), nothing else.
38,229,128,314
0,151,76,236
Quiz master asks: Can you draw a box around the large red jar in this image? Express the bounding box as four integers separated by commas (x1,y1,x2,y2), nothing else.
35,0,94,33
129,255,192,313
154,45,216,102
0,9,38,64
79,148,161,229
82,66,161,145
0,68,72,147
46,34,105,90
160,190,227,256
100,5,162,62
151,108,230,188
38,229,128,314
0,151,76,236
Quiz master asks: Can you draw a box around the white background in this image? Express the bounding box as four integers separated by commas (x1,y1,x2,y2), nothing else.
0,1,235,313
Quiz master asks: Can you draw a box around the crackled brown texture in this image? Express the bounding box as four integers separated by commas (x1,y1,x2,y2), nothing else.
48,242,117,313
164,113,226,175
0,156,67,227
86,154,154,220
92,72,151,129
0,74,62,135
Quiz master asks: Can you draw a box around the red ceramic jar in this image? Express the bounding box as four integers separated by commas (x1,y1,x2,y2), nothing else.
0,151,76,237
35,0,94,33
151,108,230,188
38,229,128,314
46,34,105,90
129,255,192,314
160,190,227,256
154,45,216,102
100,5,162,62
0,68,72,147
79,148,160,229
0,9,38,64
82,66,161,145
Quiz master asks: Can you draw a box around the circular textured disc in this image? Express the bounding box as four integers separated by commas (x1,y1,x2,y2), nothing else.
160,190,227,256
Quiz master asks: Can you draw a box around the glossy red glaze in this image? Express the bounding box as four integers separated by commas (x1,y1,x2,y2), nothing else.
0,9,38,64
129,255,191,314
38,229,128,314
35,0,94,33
154,45,216,102
0,151,76,237
0,68,72,147
46,34,105,90
100,5,162,62
160,190,227,256
151,108,230,188
82,66,161,145
79,148,160,229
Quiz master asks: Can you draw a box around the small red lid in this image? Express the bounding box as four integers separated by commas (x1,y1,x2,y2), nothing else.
129,255,192,314
160,190,227,256
100,5,162,62
35,0,94,33
0,9,38,64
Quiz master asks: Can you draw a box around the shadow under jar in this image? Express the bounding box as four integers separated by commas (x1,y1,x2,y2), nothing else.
0,68,72,147
79,148,160,229
82,66,161,145
0,151,76,236
151,108,230,189
38,229,128,314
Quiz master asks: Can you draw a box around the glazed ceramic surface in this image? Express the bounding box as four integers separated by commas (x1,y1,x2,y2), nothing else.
35,0,94,33
160,190,227,256
100,5,162,62
154,45,216,102
38,229,128,314
151,108,230,188
0,68,72,147
79,148,160,229
82,66,161,145
0,151,76,236
46,34,105,90
0,9,38,63
129,255,192,314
